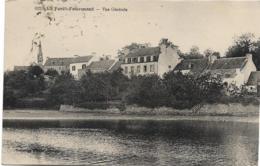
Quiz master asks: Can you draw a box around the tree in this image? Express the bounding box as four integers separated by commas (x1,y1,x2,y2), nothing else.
126,75,168,108
226,33,260,70
48,72,80,105
182,46,204,59
45,68,59,78
117,43,151,60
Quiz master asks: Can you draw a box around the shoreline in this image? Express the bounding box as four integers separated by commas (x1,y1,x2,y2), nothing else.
3,109,259,124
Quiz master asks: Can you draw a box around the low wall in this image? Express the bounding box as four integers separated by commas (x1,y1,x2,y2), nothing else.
59,103,259,116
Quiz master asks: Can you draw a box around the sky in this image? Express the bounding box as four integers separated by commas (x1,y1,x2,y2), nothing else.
4,0,260,70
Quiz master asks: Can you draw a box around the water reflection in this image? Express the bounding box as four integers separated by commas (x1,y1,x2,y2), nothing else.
2,119,258,165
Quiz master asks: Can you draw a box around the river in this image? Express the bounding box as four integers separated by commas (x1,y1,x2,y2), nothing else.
2,119,259,165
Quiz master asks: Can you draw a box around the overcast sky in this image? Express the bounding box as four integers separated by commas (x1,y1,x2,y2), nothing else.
4,0,260,70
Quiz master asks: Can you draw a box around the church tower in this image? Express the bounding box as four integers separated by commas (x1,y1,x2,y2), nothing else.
37,41,43,65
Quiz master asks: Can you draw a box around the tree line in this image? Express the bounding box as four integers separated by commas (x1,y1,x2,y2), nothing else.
4,65,224,110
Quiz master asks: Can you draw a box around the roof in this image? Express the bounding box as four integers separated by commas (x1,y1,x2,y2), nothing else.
126,47,161,58
109,61,122,72
174,58,209,75
71,56,93,64
44,56,93,66
208,57,247,70
86,59,116,71
205,69,237,78
14,66,29,71
174,56,249,77
247,71,260,85
44,57,74,66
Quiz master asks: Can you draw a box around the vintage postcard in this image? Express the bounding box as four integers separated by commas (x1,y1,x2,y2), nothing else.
2,0,259,165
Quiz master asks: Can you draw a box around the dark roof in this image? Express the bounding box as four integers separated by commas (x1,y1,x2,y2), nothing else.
174,58,209,75
247,71,260,85
209,57,247,70
44,57,74,66
126,47,161,58
86,59,116,71
44,56,93,66
71,56,93,63
205,69,237,78
109,61,122,72
14,66,29,71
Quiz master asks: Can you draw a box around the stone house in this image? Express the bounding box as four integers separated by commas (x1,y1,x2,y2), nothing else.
245,71,260,94
121,39,181,77
78,59,122,78
69,55,95,79
174,53,257,88
44,57,74,74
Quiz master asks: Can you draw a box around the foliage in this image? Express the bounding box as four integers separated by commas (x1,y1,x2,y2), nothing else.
226,33,260,70
47,72,80,105
79,69,129,102
126,75,168,108
45,68,59,78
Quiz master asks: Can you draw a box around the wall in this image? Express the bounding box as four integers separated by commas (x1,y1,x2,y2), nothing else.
158,45,180,77
121,61,158,77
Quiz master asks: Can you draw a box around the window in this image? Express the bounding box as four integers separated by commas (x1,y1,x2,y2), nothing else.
137,65,141,73
146,56,151,62
82,64,87,69
150,64,154,72
131,66,135,74
144,65,147,72
72,65,76,71
153,56,158,61
140,57,144,63
124,66,128,74
133,58,138,63
188,63,193,69
168,65,172,69
127,58,132,63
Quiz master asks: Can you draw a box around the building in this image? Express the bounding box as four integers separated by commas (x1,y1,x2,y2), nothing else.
121,39,181,77
44,57,74,74
245,71,260,94
174,53,257,88
69,55,95,79
78,59,122,78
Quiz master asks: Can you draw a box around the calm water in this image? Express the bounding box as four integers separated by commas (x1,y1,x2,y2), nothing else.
2,119,259,165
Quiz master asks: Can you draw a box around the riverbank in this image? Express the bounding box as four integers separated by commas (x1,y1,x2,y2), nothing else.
3,105,259,123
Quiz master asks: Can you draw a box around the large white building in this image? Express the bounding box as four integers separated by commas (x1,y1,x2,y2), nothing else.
121,39,181,77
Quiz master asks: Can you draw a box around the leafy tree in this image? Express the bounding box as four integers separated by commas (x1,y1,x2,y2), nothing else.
28,65,44,78
126,75,168,108
45,68,59,78
117,43,151,60
182,46,204,59
48,72,80,105
226,33,260,69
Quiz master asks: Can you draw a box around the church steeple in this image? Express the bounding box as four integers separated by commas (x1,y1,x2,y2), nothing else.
37,40,43,65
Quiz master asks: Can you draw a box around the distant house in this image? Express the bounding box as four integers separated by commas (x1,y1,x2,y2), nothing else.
174,53,257,88
44,57,74,74
14,66,30,71
245,71,260,94
69,56,95,79
78,59,122,78
121,39,181,77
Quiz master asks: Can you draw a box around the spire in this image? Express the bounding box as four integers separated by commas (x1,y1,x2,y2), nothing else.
37,40,43,65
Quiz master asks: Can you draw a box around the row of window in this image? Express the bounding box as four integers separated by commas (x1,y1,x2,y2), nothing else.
71,64,87,71
124,55,158,64
124,64,155,74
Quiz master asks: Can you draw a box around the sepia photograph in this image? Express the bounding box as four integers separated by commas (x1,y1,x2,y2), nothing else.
2,0,259,165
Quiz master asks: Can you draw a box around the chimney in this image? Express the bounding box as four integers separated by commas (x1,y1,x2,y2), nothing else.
246,53,253,61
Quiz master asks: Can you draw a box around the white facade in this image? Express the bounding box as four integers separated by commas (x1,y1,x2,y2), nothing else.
70,57,97,79
223,54,256,87
121,40,180,77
